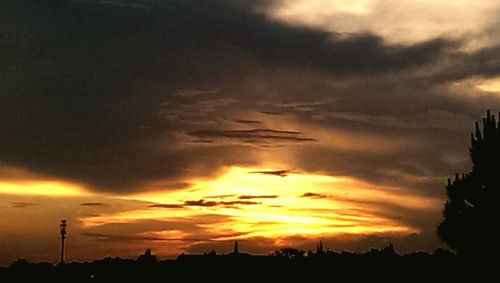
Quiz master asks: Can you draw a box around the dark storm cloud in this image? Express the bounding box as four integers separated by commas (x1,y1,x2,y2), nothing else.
430,44,500,83
0,0,485,194
98,0,152,9
67,0,456,76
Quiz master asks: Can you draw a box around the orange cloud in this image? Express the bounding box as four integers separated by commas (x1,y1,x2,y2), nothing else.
0,179,89,197
83,166,438,243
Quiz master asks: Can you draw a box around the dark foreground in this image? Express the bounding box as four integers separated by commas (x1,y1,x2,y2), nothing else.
0,247,496,281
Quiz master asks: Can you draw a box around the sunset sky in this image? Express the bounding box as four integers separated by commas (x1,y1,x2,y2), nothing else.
2,0,500,265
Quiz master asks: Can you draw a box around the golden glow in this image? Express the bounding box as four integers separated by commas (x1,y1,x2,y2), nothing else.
126,167,437,210
0,180,89,197
449,76,500,97
83,167,439,242
476,77,500,93
81,206,200,228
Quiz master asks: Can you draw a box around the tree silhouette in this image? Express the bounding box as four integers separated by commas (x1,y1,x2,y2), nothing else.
273,248,305,260
437,110,500,255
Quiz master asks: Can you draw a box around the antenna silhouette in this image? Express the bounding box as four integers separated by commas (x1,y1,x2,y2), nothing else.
59,219,67,264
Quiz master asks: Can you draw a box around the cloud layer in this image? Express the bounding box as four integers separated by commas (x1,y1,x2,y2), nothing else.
0,0,480,192
2,0,500,261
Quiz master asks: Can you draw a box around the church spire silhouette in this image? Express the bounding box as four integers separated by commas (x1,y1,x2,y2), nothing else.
233,241,239,254
316,240,324,255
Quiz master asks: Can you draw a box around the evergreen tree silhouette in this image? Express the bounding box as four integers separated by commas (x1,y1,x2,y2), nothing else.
437,110,500,255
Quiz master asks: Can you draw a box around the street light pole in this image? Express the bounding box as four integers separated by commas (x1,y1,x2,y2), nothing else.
60,219,67,264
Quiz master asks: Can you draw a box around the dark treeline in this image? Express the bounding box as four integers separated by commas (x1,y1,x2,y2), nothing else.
0,245,494,282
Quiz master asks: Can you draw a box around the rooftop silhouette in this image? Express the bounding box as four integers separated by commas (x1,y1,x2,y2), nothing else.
0,244,488,282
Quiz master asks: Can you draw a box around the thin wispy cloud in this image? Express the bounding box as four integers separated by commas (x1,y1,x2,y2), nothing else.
238,195,279,199
249,170,290,177
80,202,108,207
187,129,317,147
10,202,38,208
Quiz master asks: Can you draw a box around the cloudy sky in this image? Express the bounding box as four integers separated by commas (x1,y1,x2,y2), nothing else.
1,0,500,264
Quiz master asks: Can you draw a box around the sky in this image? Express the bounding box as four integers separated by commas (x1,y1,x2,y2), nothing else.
1,0,500,265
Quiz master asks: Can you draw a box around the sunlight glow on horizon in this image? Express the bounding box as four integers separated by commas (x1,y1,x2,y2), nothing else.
0,180,89,197
82,166,437,241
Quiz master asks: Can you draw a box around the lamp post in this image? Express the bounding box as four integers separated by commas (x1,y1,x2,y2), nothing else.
60,219,67,264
